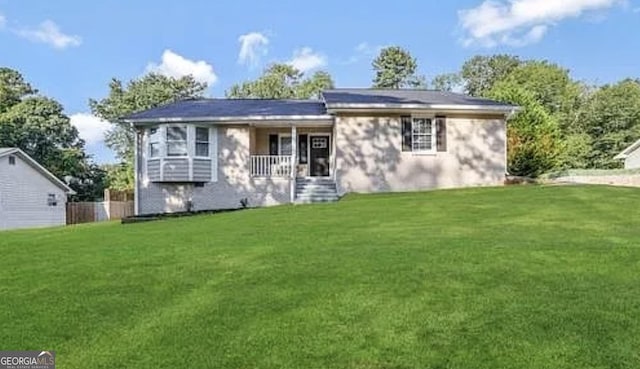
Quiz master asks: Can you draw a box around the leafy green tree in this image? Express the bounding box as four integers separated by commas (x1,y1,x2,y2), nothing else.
226,64,334,99
461,55,521,96
90,74,207,188
488,82,563,177
431,73,463,92
371,46,423,89
500,61,582,116
0,68,105,199
577,79,640,168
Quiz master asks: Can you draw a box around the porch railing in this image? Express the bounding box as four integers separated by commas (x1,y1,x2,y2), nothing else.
250,155,292,177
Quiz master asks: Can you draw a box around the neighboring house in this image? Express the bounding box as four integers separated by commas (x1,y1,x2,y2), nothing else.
614,139,640,169
0,148,75,230
125,89,517,215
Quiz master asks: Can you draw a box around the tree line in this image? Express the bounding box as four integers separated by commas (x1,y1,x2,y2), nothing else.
1,46,638,200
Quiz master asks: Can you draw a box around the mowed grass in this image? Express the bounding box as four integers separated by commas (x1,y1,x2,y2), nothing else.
1,185,640,369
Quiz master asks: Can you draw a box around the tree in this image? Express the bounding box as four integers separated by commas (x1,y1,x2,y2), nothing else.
0,68,105,199
500,61,582,117
226,64,334,99
90,74,207,188
461,55,521,96
488,82,563,177
431,73,463,92
577,79,640,168
371,46,423,89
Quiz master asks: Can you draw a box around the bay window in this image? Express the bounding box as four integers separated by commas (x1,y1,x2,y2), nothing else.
149,127,161,158
195,127,209,157
166,126,188,156
147,125,212,158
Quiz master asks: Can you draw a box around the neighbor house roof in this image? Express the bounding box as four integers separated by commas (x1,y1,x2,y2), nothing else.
124,99,331,123
0,148,75,194
124,89,518,123
615,138,640,159
322,89,517,112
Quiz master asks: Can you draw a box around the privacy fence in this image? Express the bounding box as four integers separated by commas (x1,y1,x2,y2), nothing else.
66,189,134,225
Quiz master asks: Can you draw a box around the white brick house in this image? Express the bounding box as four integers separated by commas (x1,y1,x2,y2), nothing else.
0,148,75,230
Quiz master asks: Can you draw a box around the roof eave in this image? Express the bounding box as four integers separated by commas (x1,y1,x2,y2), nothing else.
0,148,75,194
325,103,518,114
124,114,335,125
615,138,640,159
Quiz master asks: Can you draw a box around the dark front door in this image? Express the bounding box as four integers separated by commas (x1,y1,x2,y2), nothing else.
309,136,330,177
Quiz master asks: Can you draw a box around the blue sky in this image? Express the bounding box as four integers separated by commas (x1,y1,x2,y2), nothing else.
1,0,638,163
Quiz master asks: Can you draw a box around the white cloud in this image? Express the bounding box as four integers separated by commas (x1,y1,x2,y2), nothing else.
287,47,327,73
16,20,81,49
459,0,624,47
146,49,218,85
238,32,269,67
633,6,640,12
341,42,386,65
0,14,6,29
70,113,111,145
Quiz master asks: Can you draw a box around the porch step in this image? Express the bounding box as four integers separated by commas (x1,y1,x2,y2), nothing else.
294,177,339,204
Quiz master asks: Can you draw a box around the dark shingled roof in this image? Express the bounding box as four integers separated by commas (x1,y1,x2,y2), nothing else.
125,99,328,121
322,89,515,107
125,90,516,121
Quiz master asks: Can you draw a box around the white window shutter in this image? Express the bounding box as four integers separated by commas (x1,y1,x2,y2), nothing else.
210,127,218,182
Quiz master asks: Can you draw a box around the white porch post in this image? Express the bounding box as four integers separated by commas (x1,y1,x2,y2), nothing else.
290,125,297,202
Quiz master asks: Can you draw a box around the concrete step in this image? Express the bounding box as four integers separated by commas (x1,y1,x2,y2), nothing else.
296,185,337,191
296,193,338,199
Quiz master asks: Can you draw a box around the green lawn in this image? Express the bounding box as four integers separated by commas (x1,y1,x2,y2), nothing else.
1,185,640,369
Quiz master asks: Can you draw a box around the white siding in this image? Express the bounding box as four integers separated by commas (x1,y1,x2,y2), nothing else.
0,154,67,230
624,148,640,169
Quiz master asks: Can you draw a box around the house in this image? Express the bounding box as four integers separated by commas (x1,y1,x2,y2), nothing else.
614,138,640,169
125,89,517,215
0,148,75,230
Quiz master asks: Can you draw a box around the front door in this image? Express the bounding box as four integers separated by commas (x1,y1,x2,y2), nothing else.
309,135,330,177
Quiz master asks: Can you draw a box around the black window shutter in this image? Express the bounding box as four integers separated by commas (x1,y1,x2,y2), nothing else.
269,134,278,155
298,134,308,164
401,116,412,152
436,116,447,152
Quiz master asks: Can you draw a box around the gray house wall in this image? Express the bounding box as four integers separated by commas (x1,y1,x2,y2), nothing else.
0,154,67,230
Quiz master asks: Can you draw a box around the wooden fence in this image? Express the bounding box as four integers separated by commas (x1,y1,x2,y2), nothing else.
66,201,134,225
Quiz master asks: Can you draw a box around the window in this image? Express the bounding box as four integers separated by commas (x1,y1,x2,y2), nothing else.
149,127,160,158
47,194,57,207
298,135,308,164
312,137,327,149
279,135,292,156
195,127,209,157
8,155,16,165
401,116,437,153
412,118,434,152
167,126,187,156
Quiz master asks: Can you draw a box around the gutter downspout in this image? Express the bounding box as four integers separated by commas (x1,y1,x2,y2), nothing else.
132,123,140,216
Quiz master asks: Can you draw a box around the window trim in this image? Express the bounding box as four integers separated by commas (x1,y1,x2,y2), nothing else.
148,127,161,158
402,114,437,155
47,193,57,207
194,126,210,158
166,125,188,157
278,134,293,156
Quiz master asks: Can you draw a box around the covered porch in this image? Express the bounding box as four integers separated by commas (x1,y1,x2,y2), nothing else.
249,123,335,179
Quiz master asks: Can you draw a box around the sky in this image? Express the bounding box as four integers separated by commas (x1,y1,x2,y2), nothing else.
0,0,638,163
